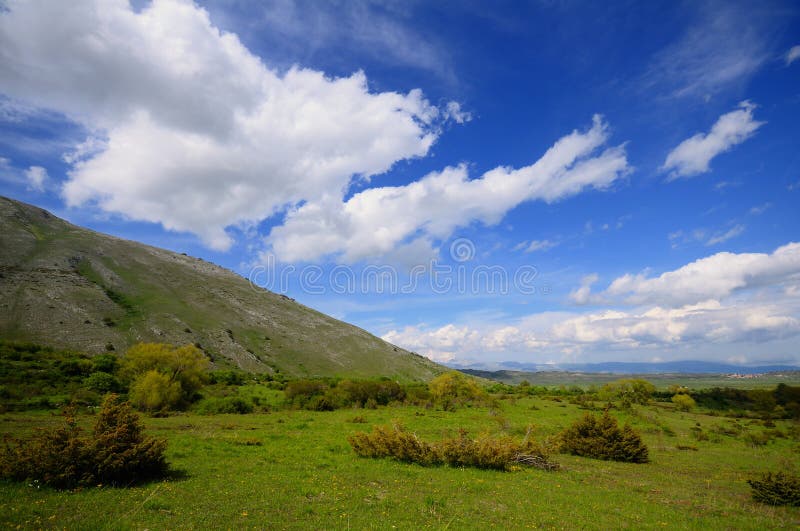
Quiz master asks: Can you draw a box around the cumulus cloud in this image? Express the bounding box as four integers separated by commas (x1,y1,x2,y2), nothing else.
383,299,800,363
786,45,800,65
24,166,48,192
583,242,800,307
387,242,800,364
0,0,457,250
662,101,765,179
268,116,630,262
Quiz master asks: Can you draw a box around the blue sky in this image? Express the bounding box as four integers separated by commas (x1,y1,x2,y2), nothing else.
1,0,799,366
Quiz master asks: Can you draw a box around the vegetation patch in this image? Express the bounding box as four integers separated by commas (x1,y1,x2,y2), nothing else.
348,423,557,471
0,395,168,489
558,411,649,463
747,472,800,506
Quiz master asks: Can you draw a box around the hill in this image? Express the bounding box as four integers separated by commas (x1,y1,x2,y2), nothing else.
0,196,442,380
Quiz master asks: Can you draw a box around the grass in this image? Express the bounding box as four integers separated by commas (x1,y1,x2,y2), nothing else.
1,396,798,528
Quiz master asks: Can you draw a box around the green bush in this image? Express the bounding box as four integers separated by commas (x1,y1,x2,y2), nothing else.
428,372,488,410
747,472,800,506
598,379,655,407
91,354,118,374
129,370,183,412
122,343,209,411
0,395,167,489
195,396,254,415
84,371,120,393
671,393,696,412
558,411,649,463
348,423,557,471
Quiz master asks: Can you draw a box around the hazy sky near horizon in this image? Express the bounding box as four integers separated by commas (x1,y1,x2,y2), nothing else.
1,0,799,366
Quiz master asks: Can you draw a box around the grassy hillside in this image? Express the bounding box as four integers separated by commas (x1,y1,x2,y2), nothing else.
0,197,441,380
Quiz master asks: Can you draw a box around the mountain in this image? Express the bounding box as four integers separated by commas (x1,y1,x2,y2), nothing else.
0,196,442,380
451,360,800,375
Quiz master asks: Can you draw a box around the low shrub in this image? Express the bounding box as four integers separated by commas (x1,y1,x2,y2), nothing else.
84,371,120,393
558,411,649,463
195,396,254,415
0,395,168,489
747,472,800,506
348,423,557,471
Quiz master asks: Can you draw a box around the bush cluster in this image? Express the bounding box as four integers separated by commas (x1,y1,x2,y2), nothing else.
428,372,490,410
0,395,168,489
747,471,800,506
558,411,649,463
122,343,210,412
284,378,406,411
348,423,557,471
195,396,254,415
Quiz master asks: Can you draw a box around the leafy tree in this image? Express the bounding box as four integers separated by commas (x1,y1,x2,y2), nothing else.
428,372,487,410
84,371,120,393
671,393,696,412
122,343,209,411
598,379,655,407
129,370,183,412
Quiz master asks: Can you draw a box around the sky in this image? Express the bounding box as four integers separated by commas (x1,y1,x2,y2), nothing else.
1,0,799,367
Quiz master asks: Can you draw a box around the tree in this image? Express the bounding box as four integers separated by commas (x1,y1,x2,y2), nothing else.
122,343,209,411
598,379,655,407
129,370,183,411
429,372,486,410
671,393,696,412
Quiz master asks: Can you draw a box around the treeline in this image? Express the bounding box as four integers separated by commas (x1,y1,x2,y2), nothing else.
690,385,800,418
3,341,799,419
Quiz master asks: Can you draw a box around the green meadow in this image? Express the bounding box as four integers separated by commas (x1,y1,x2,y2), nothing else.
2,390,799,529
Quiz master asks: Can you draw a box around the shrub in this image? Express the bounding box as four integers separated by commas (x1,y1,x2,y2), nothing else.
671,393,696,412
195,396,254,415
747,472,800,506
742,431,770,447
598,379,655,407
129,370,183,412
0,395,167,489
558,411,649,463
348,423,557,471
92,354,118,373
428,372,487,410
122,343,209,411
84,371,119,393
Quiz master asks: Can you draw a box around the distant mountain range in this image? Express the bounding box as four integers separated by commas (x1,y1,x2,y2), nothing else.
0,196,443,380
448,360,800,375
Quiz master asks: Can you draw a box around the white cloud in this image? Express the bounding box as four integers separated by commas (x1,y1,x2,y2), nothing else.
705,224,745,246
570,273,599,304
383,299,800,364
642,5,771,98
524,239,558,253
0,0,458,250
662,101,765,179
24,166,48,192
268,115,630,262
254,0,455,82
749,202,771,216
786,45,800,65
585,242,800,307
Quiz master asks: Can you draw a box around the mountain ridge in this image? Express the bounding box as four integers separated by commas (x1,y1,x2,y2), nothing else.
0,196,443,380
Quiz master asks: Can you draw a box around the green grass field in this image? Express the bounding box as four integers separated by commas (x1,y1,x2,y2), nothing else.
1,392,798,529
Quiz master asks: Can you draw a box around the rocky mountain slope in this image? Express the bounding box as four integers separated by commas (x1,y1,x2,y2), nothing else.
0,197,441,380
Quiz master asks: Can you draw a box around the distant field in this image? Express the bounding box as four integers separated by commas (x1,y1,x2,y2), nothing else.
463,369,800,390
1,391,798,529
